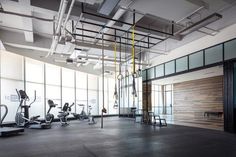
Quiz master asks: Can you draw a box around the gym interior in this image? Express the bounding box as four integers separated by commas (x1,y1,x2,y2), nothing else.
0,0,236,157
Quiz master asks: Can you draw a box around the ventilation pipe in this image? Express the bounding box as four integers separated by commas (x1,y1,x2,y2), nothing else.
46,0,68,57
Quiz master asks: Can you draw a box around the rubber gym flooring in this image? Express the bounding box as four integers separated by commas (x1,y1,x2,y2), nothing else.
0,117,236,157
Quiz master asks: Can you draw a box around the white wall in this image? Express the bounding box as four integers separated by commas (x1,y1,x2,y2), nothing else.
150,23,236,66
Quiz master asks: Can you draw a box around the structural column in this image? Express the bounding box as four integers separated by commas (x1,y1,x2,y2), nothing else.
224,61,236,133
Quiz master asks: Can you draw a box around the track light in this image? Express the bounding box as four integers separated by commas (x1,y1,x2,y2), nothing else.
176,13,222,36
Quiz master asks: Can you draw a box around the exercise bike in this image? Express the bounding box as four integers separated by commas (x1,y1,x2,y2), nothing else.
15,89,51,129
57,102,73,126
72,104,88,120
45,99,57,123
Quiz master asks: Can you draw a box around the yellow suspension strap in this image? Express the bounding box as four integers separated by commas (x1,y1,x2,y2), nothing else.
132,25,137,97
113,41,118,108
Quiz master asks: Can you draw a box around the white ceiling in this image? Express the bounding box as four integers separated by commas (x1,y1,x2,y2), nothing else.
0,0,236,75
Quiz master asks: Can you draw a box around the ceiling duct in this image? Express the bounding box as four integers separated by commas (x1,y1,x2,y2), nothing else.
98,0,121,16
176,13,222,36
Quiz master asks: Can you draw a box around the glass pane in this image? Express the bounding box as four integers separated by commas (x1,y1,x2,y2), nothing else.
62,87,75,116
176,56,188,72
76,89,87,114
1,79,24,122
46,64,60,85
225,39,236,60
62,68,74,88
88,90,98,115
26,83,45,119
189,51,203,69
165,61,175,75
46,85,61,116
25,58,44,83
88,74,98,90
99,77,108,92
108,78,118,114
1,51,24,80
142,70,147,81
99,91,108,115
205,44,223,65
76,71,87,89
147,67,155,79
155,64,164,77
166,91,172,114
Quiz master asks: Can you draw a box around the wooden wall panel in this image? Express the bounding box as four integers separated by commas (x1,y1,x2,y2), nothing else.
173,76,223,129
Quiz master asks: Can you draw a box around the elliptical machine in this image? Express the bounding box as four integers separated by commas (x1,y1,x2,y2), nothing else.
15,89,51,129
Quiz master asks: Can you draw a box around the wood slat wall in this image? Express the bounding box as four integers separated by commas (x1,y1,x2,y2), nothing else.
173,76,223,129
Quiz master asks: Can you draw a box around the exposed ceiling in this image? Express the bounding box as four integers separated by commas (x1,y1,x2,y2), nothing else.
0,0,236,75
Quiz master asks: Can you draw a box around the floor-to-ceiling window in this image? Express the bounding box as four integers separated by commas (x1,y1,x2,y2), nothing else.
88,74,98,115
62,68,75,116
151,84,172,115
45,63,61,117
25,58,45,118
0,51,24,122
0,50,118,123
76,71,88,115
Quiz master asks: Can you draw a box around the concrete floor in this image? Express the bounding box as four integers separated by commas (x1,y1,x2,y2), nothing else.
0,117,236,157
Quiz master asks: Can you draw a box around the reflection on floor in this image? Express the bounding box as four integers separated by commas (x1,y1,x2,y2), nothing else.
0,117,235,157
161,114,224,131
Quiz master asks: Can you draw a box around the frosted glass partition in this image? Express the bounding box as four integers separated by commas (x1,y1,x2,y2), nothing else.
176,56,188,72
25,58,44,83
46,64,60,85
147,67,155,79
224,39,236,60
189,51,203,69
205,44,223,65
1,52,24,80
165,61,175,75
155,64,164,77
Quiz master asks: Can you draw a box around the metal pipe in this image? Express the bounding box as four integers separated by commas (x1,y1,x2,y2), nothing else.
62,0,75,32
46,0,68,57
0,10,53,22
176,6,205,23
56,0,68,34
101,32,104,129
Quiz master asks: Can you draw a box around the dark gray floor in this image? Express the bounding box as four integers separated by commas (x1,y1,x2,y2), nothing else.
0,117,236,157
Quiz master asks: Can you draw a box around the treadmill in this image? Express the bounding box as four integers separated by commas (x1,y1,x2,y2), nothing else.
0,104,24,137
